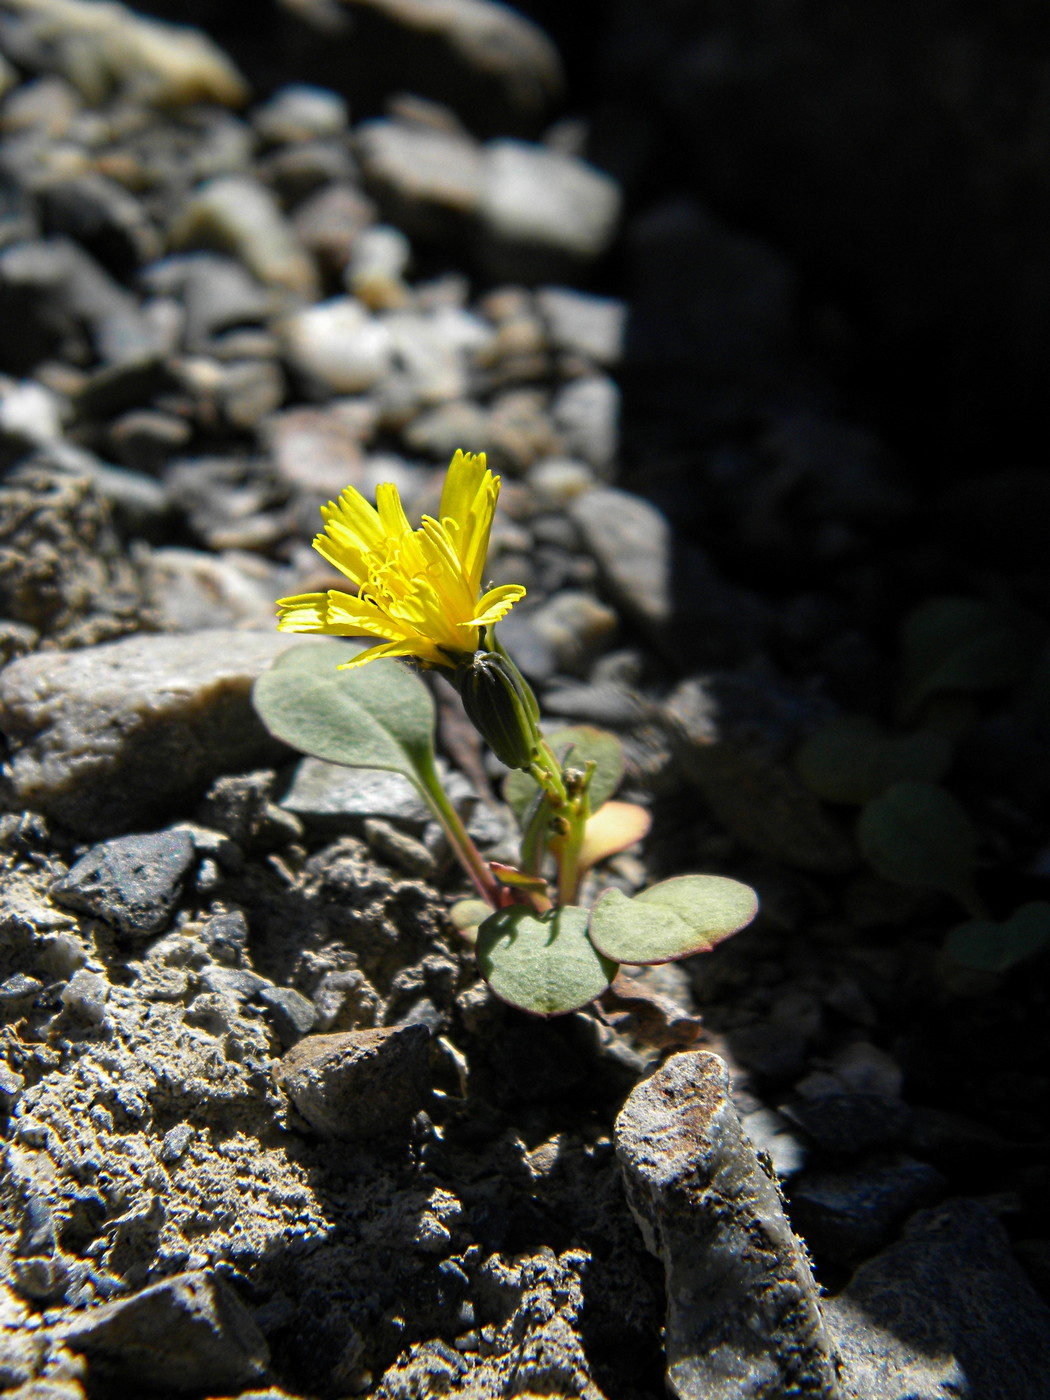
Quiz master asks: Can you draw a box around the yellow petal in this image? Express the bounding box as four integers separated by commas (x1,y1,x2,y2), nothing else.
337,638,444,669
465,584,526,629
439,449,488,530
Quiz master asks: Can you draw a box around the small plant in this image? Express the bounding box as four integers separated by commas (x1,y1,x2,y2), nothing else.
253,450,758,1015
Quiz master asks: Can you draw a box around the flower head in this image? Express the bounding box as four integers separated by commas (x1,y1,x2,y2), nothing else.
277,449,525,670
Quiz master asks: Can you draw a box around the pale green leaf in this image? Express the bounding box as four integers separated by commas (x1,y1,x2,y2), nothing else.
589,874,758,965
252,641,435,784
476,904,617,1016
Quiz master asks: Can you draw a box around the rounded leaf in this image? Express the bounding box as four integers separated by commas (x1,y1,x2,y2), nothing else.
797,716,953,805
857,780,980,913
476,904,617,1016
504,725,624,823
898,596,1032,722
589,875,759,965
945,903,1050,972
252,641,435,782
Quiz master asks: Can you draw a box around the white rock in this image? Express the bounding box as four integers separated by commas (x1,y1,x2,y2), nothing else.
279,297,394,394
171,176,318,298
479,140,621,260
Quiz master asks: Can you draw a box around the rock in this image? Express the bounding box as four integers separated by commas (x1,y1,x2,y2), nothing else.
253,83,349,145
0,630,313,836
262,405,366,504
521,590,618,675
782,1095,911,1157
526,456,597,506
57,1270,269,1393
280,758,431,826
568,486,770,667
356,118,484,240
58,968,109,1024
0,237,158,370
258,985,317,1046
536,286,626,366
277,1024,431,1140
278,296,394,394
826,1199,1050,1400
551,373,620,475
142,547,284,632
171,177,318,299
279,0,563,139
292,182,378,275
740,1107,808,1180
344,224,413,309
476,140,622,280
615,1050,839,1399
788,1158,945,1266
52,829,196,939
0,465,143,643
0,0,248,107
35,172,161,280
382,305,493,405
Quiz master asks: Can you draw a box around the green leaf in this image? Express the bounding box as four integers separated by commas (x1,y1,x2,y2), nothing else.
252,641,436,785
857,781,981,913
945,902,1050,972
476,904,617,1016
797,716,953,804
447,898,491,942
898,596,1032,722
504,725,625,822
589,875,758,965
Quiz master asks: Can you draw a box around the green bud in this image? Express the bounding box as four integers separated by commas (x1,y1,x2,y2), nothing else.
455,650,540,771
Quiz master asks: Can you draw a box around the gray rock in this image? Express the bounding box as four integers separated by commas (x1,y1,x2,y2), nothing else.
35,171,161,279
142,547,283,632
477,140,622,280
0,975,44,1010
536,286,626,366
782,1095,911,1156
280,758,431,826
58,1270,269,1393
52,829,196,939
170,176,318,299
278,1025,431,1140
58,968,109,1024
199,966,269,1002
0,630,313,836
0,237,158,371
551,374,620,475
356,118,484,240
144,252,273,352
788,1159,944,1266
258,985,317,1046
568,486,771,667
826,1199,1050,1400
615,1050,839,1399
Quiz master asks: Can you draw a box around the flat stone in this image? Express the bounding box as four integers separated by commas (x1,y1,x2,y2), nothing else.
477,140,621,279
280,758,430,826
278,1025,431,1141
0,630,315,837
52,829,196,939
615,1049,839,1399
58,1270,268,1393
356,119,484,239
826,1199,1050,1399
536,287,626,366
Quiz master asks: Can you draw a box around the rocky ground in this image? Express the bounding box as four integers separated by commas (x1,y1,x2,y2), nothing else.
1,1,1049,1398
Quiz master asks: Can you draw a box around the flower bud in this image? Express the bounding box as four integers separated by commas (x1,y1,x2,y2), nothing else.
455,650,540,771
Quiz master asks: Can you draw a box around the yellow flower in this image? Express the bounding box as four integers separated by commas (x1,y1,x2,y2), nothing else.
276,449,525,669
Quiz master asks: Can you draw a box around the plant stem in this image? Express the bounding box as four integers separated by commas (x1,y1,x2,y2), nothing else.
416,753,502,907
